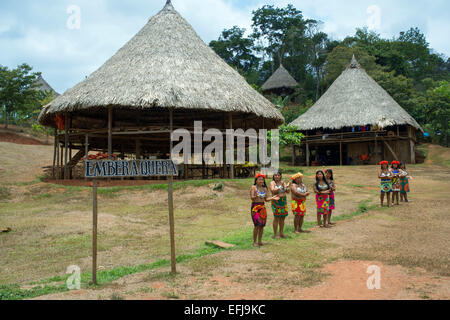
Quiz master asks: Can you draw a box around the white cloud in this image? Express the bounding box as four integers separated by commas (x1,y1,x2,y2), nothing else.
0,0,448,94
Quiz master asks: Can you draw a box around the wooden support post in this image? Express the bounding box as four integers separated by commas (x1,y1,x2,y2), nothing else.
136,139,141,159
69,117,73,180
92,179,98,285
56,135,60,179
306,143,310,167
52,129,57,179
85,134,89,181
64,114,69,179
60,145,64,179
168,109,176,274
108,107,113,182
135,139,142,180
339,142,343,166
221,112,226,178
408,127,416,164
108,107,113,159
374,132,378,164
120,143,125,181
228,113,234,179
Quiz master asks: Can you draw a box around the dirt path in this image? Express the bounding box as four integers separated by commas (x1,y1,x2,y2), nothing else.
1,141,448,300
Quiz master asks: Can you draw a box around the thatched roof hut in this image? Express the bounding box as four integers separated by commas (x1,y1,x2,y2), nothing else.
34,75,59,96
289,56,421,131
289,56,422,166
39,0,283,180
38,0,283,129
262,64,298,95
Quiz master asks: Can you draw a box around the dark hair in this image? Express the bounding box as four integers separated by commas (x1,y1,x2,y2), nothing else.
272,170,282,181
399,162,406,169
391,162,399,169
254,176,267,188
315,170,330,191
325,169,334,181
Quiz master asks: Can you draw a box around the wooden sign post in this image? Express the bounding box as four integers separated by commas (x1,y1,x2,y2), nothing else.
92,179,98,284
86,159,178,284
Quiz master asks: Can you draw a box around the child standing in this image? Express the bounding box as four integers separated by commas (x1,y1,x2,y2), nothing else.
391,161,401,205
270,170,291,239
399,162,411,202
250,173,279,247
290,173,310,233
314,170,331,228
379,161,392,207
325,169,336,226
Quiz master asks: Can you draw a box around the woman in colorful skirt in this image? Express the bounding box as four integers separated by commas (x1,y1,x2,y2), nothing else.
399,162,411,203
313,170,331,228
270,170,291,239
379,160,392,207
391,160,401,205
250,173,279,247
325,169,336,226
290,172,310,233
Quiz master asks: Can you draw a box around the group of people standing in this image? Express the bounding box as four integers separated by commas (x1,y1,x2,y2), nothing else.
249,169,336,247
379,160,411,207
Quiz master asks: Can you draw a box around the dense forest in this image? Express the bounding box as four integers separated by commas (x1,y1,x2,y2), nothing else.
209,4,449,146
0,4,449,147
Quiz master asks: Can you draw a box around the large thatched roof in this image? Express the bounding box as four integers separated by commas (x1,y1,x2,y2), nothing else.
262,64,298,92
289,56,422,131
38,0,283,126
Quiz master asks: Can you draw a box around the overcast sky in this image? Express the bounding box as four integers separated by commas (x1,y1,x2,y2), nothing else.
1,0,448,94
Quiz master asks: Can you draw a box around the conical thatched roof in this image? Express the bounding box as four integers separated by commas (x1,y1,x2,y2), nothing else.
38,1,283,126
262,64,298,92
289,56,422,131
34,75,59,96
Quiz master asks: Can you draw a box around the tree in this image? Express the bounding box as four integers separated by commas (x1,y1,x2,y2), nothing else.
423,80,450,146
251,4,316,78
305,22,330,100
323,45,380,86
0,64,42,128
209,26,259,82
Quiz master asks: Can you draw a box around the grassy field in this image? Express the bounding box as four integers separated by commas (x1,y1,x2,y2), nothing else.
0,138,449,300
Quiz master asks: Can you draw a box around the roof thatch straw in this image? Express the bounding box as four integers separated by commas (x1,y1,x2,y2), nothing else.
262,64,298,92
289,56,422,131
38,0,283,127
34,75,59,96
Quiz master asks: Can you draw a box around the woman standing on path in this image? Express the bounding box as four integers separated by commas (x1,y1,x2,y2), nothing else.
379,160,392,207
313,170,331,228
399,162,411,203
250,173,279,247
270,170,290,239
391,161,401,206
325,169,336,226
290,172,310,233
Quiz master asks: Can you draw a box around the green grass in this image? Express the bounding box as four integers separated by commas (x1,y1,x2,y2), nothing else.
0,198,376,300
0,187,11,201
0,283,67,300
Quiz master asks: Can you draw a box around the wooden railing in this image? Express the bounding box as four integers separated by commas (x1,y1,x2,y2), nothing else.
302,130,409,143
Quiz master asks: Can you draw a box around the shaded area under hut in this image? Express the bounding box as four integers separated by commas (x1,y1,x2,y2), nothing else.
289,56,422,166
38,1,283,181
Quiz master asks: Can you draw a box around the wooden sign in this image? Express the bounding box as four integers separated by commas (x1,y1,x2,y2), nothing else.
85,159,178,178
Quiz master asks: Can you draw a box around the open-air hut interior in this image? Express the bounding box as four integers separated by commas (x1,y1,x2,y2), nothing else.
262,64,298,97
38,0,283,180
289,56,422,166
